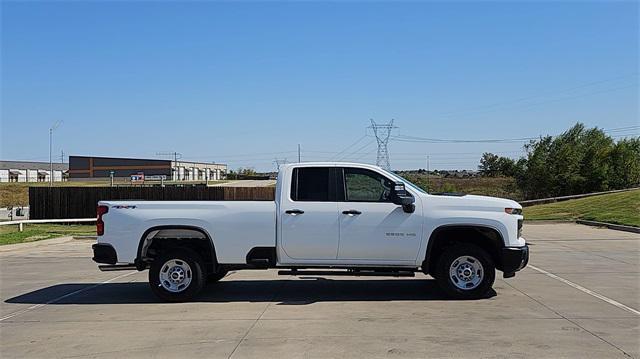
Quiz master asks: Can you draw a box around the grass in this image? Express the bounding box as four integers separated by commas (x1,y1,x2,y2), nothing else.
524,189,640,227
0,223,96,246
399,173,522,200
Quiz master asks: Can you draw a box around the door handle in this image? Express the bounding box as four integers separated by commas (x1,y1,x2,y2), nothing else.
285,209,305,215
342,210,362,215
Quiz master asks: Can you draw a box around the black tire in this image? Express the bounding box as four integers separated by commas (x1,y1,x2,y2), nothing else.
207,270,228,283
149,248,205,302
435,243,495,299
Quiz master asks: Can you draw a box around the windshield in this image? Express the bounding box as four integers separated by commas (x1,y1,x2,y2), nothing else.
379,169,427,195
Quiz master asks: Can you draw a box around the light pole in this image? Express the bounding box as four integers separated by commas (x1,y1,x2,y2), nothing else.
49,121,63,187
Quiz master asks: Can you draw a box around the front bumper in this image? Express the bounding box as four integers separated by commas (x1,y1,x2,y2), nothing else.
501,245,529,278
92,243,117,265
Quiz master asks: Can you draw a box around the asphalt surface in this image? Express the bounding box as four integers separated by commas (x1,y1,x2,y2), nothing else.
0,223,638,358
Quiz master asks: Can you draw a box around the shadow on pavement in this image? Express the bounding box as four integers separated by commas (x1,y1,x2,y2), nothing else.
5,278,496,305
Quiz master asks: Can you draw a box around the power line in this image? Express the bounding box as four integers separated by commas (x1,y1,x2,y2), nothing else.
304,149,526,157
329,134,368,160
605,125,640,131
431,74,638,120
193,150,298,159
336,138,376,161
352,142,379,162
390,126,639,144
391,134,536,144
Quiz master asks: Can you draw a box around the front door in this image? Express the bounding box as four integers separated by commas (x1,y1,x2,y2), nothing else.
337,167,422,262
279,166,340,261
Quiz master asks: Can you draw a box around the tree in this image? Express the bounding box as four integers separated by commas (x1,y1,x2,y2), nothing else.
478,153,500,177
609,137,640,189
509,123,639,199
478,153,518,177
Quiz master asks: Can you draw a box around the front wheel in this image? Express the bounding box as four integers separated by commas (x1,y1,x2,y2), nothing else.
435,243,495,299
149,248,205,302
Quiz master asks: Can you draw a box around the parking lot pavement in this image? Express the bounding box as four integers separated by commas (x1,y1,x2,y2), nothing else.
0,223,638,358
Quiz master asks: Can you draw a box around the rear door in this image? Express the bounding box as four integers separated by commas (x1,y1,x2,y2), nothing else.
337,167,423,262
279,166,340,260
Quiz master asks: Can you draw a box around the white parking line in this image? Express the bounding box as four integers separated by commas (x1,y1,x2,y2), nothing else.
528,264,640,316
0,271,138,322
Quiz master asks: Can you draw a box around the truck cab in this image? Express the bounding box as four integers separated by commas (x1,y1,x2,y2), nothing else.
93,162,529,301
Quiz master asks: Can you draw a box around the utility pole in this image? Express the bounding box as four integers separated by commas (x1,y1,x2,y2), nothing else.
49,121,63,187
60,150,65,163
368,119,397,170
298,144,301,163
156,151,182,181
174,152,179,181
426,155,430,192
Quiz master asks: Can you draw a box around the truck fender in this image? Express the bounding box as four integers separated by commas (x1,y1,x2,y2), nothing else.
136,225,218,272
422,223,506,272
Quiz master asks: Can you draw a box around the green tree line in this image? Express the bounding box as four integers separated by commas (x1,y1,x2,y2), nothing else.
478,123,640,199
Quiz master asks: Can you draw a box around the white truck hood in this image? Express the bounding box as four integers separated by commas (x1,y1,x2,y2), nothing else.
424,193,521,212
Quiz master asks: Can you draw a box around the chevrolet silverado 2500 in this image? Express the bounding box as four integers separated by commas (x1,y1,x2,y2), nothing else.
92,162,528,301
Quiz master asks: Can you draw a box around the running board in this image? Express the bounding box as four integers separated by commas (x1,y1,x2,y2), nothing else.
98,264,137,271
278,269,415,277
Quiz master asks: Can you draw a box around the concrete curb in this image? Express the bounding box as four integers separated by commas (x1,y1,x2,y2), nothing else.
576,220,640,234
523,219,570,225
73,235,97,240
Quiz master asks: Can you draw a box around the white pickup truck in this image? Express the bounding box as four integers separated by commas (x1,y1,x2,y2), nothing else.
93,162,528,301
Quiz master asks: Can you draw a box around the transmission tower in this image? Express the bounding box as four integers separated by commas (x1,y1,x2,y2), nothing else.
273,158,289,171
368,119,397,170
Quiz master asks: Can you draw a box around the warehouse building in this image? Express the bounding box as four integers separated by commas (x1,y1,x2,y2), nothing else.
68,156,226,182
174,160,227,181
0,161,68,182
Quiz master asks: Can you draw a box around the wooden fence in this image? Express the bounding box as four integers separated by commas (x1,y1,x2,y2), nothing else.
29,186,276,219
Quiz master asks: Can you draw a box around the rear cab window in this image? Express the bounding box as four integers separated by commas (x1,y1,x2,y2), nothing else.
290,167,335,201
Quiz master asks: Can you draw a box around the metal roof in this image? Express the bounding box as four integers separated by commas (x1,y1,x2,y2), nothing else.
0,161,69,171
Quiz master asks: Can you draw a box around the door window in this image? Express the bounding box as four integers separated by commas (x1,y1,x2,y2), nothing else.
291,167,332,201
343,168,393,202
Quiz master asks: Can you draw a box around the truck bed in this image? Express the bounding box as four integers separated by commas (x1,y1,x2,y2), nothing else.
98,200,277,264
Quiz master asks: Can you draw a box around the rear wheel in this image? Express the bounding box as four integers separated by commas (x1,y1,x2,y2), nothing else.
149,248,205,302
435,243,495,299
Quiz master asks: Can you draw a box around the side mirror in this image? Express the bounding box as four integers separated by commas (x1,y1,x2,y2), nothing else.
391,182,415,212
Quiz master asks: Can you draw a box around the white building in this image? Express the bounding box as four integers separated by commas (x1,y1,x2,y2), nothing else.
0,161,68,183
172,161,226,181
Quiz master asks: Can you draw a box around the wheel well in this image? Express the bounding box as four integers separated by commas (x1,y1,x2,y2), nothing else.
423,225,505,275
137,226,217,275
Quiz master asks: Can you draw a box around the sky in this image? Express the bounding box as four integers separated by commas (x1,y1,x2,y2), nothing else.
1,1,638,171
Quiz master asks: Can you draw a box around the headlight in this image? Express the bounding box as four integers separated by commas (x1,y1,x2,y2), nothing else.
505,208,522,215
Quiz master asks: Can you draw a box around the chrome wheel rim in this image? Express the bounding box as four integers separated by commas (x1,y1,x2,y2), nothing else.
449,255,483,290
159,259,192,293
